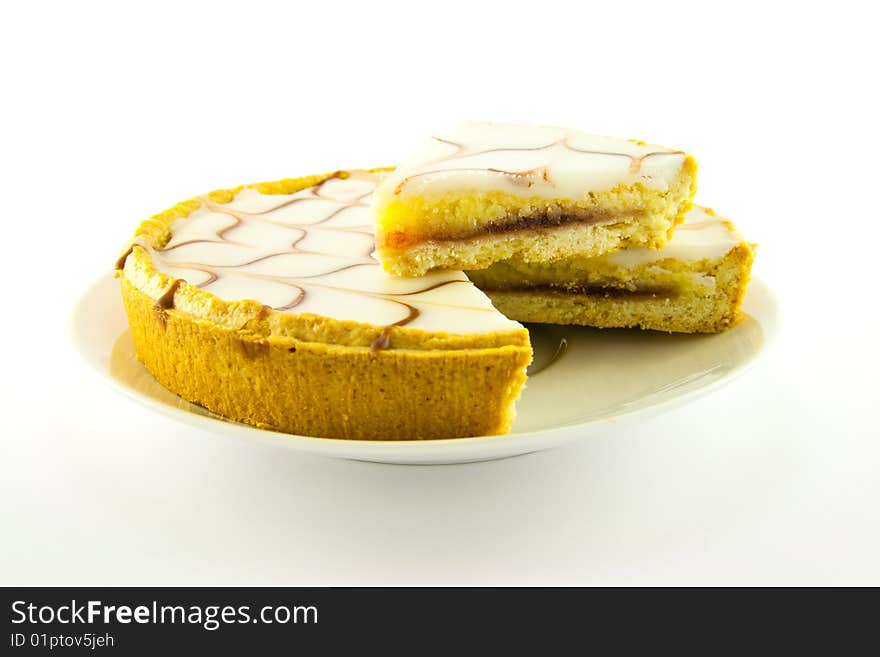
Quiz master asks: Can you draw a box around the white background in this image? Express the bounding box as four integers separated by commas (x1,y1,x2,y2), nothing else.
2,0,878,585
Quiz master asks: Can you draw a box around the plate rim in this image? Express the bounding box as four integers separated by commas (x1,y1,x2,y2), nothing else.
69,273,779,460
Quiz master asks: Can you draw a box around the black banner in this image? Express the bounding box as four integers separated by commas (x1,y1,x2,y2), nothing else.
3,587,871,652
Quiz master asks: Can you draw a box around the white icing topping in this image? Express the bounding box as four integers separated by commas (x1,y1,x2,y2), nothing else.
374,121,688,203
147,172,522,334
605,206,742,267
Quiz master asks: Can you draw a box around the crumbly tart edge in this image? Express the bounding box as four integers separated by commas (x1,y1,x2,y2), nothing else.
120,277,531,439
376,158,698,276
115,169,532,440
477,243,755,334
378,214,677,277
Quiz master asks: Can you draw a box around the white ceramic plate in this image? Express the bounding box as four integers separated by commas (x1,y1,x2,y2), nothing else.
71,274,778,464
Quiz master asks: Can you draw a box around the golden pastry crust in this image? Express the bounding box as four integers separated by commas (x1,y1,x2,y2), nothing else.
375,157,698,276
469,242,755,334
115,169,532,440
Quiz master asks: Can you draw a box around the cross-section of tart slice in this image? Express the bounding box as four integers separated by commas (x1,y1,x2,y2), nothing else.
373,121,698,276
115,169,532,440
466,206,754,334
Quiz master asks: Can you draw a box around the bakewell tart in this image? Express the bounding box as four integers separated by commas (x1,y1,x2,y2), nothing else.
466,206,754,334
114,169,532,440
373,121,698,276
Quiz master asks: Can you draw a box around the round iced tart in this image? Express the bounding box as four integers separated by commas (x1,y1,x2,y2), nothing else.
115,169,532,440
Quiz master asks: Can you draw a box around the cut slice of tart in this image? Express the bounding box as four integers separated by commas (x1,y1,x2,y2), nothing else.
115,169,532,440
466,206,754,334
373,121,698,276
